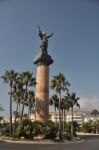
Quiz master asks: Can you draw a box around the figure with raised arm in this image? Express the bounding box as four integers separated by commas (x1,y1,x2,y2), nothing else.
38,26,53,53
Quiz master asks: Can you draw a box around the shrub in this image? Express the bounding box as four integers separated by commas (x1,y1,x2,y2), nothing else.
0,123,10,136
16,118,34,139
64,133,72,140
42,120,58,139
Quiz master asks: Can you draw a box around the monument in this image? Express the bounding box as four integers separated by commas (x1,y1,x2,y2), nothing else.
34,26,54,121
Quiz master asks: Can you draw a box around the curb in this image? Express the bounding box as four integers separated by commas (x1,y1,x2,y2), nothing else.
0,138,83,144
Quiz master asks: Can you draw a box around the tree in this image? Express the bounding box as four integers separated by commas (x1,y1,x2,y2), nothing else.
49,94,59,124
91,109,99,120
26,90,35,119
0,105,4,112
65,92,80,138
60,97,70,133
51,73,70,139
13,76,24,118
19,71,36,121
0,116,3,123
12,90,22,134
1,70,18,136
81,120,94,133
91,109,99,133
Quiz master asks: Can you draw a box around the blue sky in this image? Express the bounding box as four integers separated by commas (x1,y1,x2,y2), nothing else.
0,0,99,116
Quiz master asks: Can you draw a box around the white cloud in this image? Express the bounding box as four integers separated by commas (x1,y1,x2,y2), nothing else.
79,97,99,111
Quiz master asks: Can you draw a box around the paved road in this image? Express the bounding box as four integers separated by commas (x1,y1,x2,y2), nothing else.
0,137,99,150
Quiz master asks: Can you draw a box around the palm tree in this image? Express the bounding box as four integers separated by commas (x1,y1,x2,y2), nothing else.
12,90,22,133
49,94,59,124
26,90,35,119
0,116,3,123
60,97,70,133
91,109,99,133
19,71,36,120
51,73,70,139
1,70,18,136
0,105,4,112
12,76,24,120
66,92,80,138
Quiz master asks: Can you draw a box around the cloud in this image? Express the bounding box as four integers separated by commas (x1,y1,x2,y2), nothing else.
79,96,99,111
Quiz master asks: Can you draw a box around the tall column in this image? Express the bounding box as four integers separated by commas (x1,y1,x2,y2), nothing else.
35,65,49,120
34,52,53,121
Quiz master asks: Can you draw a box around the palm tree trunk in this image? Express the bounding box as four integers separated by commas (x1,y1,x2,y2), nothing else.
28,105,31,119
18,102,21,122
13,102,18,134
55,106,57,124
34,106,36,121
20,88,27,121
28,107,30,118
71,107,74,138
61,109,64,132
63,109,65,133
59,93,62,140
95,117,98,134
30,107,31,120
10,86,13,136
21,100,25,121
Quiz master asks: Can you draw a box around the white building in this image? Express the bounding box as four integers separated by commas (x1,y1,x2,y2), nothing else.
50,111,84,124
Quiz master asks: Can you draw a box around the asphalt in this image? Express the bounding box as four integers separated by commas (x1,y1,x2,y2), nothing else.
0,135,99,150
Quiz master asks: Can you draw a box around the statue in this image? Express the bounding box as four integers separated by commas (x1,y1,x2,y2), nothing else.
38,26,53,54
34,26,54,65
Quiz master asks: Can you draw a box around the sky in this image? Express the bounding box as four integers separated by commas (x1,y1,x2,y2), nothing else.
0,0,99,116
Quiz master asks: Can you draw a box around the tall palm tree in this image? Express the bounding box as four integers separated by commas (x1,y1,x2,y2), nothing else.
26,90,35,119
0,116,3,123
91,109,99,133
49,94,59,124
12,90,22,133
91,109,99,121
19,71,36,120
1,70,18,136
66,92,80,138
51,73,70,139
60,97,70,133
0,105,4,112
13,77,23,119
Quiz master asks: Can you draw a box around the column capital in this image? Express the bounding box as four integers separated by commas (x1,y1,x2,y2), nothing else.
34,51,54,66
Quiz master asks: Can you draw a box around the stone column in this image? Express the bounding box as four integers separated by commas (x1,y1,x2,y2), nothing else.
34,52,53,121
35,65,49,120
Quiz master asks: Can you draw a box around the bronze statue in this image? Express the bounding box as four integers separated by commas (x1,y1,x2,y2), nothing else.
38,26,53,54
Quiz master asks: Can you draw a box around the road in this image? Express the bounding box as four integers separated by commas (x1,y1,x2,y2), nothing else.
0,136,99,150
